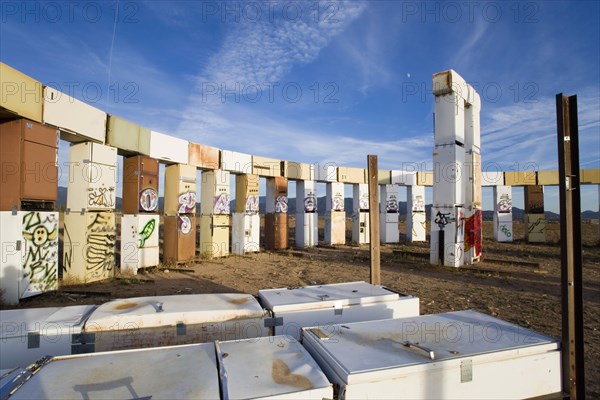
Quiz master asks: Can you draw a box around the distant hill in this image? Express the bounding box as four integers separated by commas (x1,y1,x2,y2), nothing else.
56,187,594,220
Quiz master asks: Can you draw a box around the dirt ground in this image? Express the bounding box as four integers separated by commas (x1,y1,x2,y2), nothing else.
3,220,599,397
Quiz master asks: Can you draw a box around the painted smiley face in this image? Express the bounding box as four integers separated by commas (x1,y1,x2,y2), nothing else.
32,227,49,246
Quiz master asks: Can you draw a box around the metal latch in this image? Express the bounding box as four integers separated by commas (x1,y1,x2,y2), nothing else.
461,359,473,383
264,317,283,328
308,328,331,340
399,340,435,360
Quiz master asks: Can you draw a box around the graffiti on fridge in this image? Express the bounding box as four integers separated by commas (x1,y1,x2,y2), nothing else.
21,211,59,293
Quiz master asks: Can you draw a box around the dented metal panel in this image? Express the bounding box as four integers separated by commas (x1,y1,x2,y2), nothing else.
0,63,43,123
43,87,107,143
218,336,332,399
7,343,220,400
188,142,220,170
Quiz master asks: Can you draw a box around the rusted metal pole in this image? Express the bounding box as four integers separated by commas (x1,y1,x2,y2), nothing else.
367,155,380,285
556,93,585,399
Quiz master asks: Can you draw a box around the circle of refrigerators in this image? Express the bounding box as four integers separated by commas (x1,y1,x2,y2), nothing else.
0,281,561,400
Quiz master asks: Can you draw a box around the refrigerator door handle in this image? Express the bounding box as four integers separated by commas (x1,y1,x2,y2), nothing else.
399,340,435,360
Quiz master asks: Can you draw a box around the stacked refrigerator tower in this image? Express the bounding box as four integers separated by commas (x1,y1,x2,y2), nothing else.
121,155,160,273
200,169,231,258
493,185,514,242
430,69,481,267
163,163,197,263
0,119,59,305
324,182,346,245
63,142,118,283
352,183,370,244
232,174,260,255
295,180,318,247
380,183,400,243
265,176,289,250
525,184,546,242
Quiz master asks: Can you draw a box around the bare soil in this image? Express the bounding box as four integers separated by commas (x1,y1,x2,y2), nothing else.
3,220,599,397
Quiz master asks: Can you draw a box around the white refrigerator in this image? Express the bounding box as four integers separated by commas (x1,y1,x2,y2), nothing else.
302,310,562,399
258,281,419,341
217,336,332,399
2,343,219,399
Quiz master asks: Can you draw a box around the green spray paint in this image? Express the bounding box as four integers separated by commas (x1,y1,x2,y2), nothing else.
138,219,156,248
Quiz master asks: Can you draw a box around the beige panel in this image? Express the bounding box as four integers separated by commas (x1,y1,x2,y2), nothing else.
43,87,107,143
581,169,600,184
378,170,391,185
417,171,433,186
526,214,546,243
164,164,197,215
504,171,537,186
283,161,313,180
338,167,366,184
537,170,559,186
107,115,149,154
235,174,259,213
252,155,281,177
0,63,43,122
63,212,116,283
189,143,220,170
200,215,230,258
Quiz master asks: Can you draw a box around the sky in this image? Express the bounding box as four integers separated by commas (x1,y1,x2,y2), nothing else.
1,0,599,212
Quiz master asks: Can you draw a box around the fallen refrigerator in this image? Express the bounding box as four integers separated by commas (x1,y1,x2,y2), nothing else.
83,293,268,352
1,343,219,400
301,310,561,399
216,336,332,399
258,281,419,340
0,305,97,370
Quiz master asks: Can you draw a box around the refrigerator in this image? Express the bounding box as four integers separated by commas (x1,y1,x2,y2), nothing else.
0,305,97,370
199,215,230,258
2,343,220,400
163,215,196,263
66,142,117,212
432,143,466,207
217,336,332,399
351,212,369,244
164,164,197,216
122,155,160,214
62,211,116,283
258,281,419,341
188,142,220,170
120,214,160,274
302,310,561,399
0,62,43,122
106,114,151,155
324,211,346,245
42,86,107,144
231,213,260,255
82,293,268,352
0,211,59,305
0,119,58,211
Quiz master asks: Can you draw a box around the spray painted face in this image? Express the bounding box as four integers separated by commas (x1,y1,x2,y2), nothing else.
32,227,49,246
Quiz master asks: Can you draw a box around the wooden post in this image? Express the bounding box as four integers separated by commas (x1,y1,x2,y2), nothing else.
367,155,380,285
556,93,585,399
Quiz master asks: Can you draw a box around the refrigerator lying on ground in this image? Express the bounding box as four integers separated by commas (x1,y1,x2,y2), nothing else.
1,343,219,400
0,305,97,371
216,336,332,399
258,281,419,340
301,310,562,399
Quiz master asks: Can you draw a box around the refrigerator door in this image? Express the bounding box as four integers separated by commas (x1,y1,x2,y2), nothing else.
43,87,107,144
63,212,116,283
19,211,59,298
0,212,21,305
8,343,220,400
163,215,196,262
84,294,267,351
218,336,332,400
21,140,58,202
0,305,97,370
302,310,561,399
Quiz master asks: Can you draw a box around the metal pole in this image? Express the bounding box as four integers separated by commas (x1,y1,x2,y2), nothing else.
556,93,585,399
367,155,380,285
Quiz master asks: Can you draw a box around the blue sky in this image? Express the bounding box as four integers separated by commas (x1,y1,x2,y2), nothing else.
1,1,599,212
